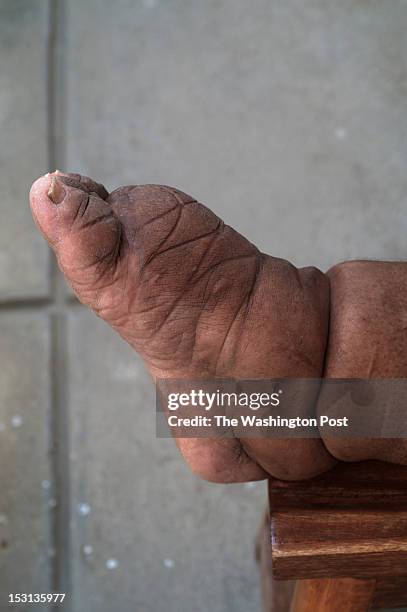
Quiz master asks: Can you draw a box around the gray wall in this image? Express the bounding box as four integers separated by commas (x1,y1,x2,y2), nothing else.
1,1,407,611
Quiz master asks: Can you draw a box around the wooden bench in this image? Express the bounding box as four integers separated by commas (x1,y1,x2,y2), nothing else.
257,461,407,611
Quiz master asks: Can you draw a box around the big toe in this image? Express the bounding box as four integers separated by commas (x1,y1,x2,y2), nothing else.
30,171,121,289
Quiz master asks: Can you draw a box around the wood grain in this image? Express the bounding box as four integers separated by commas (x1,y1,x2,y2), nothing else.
371,576,407,608
269,461,407,580
269,460,407,510
290,578,375,612
256,510,294,611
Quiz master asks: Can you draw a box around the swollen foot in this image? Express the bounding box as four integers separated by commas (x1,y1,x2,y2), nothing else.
30,171,335,482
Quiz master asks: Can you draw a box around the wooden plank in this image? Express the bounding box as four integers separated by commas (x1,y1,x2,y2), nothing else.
371,576,407,609
273,546,407,580
290,578,375,612
256,511,294,612
269,461,407,510
269,462,407,580
272,509,407,542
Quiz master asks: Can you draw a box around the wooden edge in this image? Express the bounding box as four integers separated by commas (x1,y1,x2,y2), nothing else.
268,462,407,580
290,578,376,612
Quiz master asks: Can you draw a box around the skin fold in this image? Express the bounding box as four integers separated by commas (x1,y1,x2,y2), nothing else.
29,172,406,482
318,261,407,464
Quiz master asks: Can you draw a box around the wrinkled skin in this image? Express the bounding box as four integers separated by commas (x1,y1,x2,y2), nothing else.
30,172,407,482
319,261,407,464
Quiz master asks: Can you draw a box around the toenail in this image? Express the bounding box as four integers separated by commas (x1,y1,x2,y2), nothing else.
48,176,66,204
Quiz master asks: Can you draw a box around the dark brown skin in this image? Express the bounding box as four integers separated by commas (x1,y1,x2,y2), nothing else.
318,261,407,464
29,172,406,482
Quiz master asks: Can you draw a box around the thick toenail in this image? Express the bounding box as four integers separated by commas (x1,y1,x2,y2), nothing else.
48,176,66,204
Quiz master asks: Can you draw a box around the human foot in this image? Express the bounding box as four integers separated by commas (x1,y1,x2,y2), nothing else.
30,171,335,482
318,260,407,465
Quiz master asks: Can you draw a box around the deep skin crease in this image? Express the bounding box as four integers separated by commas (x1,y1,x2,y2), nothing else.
30,172,407,482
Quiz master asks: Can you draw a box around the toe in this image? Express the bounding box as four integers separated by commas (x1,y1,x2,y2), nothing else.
30,173,62,245
53,171,109,200
30,171,122,292
30,171,111,241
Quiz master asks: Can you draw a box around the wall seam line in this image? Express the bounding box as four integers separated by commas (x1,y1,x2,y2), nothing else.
47,0,72,609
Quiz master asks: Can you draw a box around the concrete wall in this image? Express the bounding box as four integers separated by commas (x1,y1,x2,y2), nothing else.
1,1,407,610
